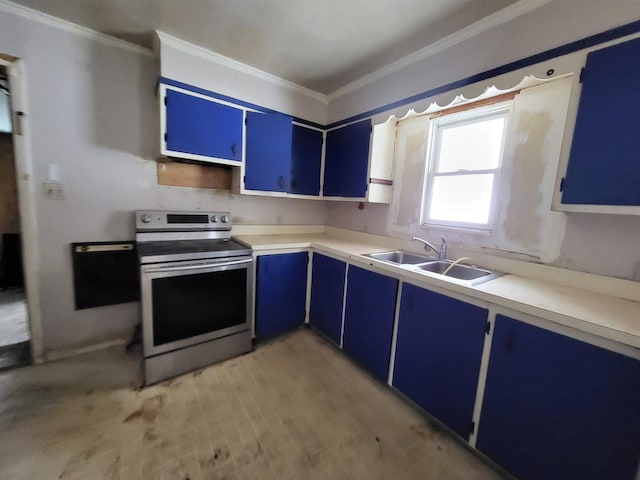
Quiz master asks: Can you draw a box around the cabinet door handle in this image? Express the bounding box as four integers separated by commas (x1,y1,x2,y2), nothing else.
230,142,237,156
277,175,285,190
406,294,414,312
14,111,25,136
504,331,515,352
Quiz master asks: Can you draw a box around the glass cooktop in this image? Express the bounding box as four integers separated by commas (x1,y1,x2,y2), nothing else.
138,238,251,263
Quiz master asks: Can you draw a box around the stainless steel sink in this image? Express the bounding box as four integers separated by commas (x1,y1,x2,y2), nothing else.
363,251,502,285
364,250,435,265
416,261,502,285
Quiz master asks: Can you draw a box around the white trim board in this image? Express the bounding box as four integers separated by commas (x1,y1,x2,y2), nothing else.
156,31,328,105
45,338,129,362
386,280,404,386
553,202,640,216
0,0,154,57
7,59,45,363
305,252,313,324
327,0,554,101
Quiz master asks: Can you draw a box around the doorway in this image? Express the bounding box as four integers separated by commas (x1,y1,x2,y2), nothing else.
0,63,30,370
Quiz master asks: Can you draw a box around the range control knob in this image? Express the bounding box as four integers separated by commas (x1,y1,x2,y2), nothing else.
221,215,229,223
140,213,152,223
210,215,218,223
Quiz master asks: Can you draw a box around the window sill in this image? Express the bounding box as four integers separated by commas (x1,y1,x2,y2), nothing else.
419,222,495,235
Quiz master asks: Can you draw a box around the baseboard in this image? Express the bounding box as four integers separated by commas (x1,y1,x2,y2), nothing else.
45,337,129,362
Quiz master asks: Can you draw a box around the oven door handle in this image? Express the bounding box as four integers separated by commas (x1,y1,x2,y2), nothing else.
144,258,252,273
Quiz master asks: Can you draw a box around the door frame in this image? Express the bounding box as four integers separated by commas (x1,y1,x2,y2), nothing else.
1,56,44,363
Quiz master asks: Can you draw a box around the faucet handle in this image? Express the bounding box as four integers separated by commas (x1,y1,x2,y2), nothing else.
439,237,447,259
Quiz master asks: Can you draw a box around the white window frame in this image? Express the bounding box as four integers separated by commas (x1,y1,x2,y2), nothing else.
420,101,511,232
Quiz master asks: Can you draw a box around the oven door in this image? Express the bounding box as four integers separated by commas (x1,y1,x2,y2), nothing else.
141,255,253,357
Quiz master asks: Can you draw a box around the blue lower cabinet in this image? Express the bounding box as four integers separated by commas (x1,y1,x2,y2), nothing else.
309,254,346,344
393,283,487,439
477,315,640,480
343,266,398,380
255,252,308,338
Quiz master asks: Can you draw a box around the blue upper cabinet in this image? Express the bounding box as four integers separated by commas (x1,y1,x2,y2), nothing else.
245,111,293,192
290,125,323,196
163,87,243,165
561,37,640,206
477,315,640,480
309,253,346,345
323,119,372,198
255,252,309,338
393,284,487,439
343,266,398,380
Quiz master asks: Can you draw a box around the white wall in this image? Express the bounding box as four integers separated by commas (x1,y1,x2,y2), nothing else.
325,0,640,281
0,9,326,358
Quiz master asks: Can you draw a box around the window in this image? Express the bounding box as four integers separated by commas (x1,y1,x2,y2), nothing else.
421,102,510,230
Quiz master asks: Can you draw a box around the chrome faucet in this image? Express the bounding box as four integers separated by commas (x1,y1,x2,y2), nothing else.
412,236,447,260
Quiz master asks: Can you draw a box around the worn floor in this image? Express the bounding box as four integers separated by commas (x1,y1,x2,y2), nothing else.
0,329,504,480
0,288,29,347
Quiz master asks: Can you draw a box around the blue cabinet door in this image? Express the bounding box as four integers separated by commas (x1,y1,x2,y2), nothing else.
255,252,308,338
477,315,640,480
245,112,293,192
165,88,243,162
393,283,487,439
562,37,640,205
309,254,346,344
343,266,398,380
291,125,323,196
323,120,371,197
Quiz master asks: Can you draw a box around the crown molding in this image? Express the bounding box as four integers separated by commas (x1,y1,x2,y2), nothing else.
156,31,329,105
327,0,554,101
0,0,154,57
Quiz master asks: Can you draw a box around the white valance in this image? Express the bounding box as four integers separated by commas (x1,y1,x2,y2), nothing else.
372,73,572,126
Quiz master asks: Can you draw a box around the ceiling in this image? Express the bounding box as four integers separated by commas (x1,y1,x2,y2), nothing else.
10,0,523,94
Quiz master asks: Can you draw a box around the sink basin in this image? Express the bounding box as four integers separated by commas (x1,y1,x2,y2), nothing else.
417,261,502,285
364,250,434,265
363,251,502,285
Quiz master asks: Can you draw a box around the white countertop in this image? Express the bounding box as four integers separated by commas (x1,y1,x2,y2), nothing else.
235,232,640,350
474,276,640,347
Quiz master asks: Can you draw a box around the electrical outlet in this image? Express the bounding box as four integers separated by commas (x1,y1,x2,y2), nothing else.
43,182,66,200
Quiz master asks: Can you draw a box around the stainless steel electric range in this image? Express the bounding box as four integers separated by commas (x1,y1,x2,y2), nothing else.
136,210,253,385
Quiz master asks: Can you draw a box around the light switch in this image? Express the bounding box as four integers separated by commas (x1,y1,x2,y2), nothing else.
46,163,61,182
